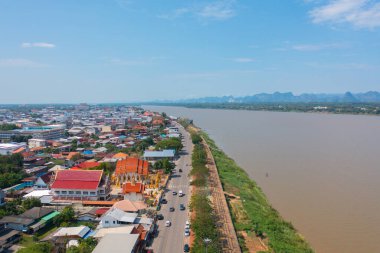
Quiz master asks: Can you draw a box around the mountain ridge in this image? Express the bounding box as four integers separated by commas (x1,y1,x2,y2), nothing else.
153,91,380,104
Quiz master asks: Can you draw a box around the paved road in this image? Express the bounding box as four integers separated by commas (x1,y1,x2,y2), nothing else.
152,123,193,253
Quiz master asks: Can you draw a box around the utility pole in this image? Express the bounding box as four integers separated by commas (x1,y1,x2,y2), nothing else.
204,238,212,253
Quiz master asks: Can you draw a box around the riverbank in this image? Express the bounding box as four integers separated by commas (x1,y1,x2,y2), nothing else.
148,103,380,116
199,130,313,253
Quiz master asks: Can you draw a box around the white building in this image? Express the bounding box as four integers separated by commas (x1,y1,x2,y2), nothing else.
28,139,46,149
0,143,27,155
99,208,138,228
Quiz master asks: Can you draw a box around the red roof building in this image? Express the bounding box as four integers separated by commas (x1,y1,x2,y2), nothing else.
115,158,149,176
51,170,110,201
122,182,145,194
74,161,100,170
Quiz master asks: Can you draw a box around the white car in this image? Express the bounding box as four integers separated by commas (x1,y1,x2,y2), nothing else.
179,190,184,197
165,221,171,227
184,228,190,236
185,220,190,229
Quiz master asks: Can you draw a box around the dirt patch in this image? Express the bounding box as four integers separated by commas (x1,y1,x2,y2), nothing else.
230,198,250,225
240,231,269,253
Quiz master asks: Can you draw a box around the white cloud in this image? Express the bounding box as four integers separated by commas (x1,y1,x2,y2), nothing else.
233,57,254,63
157,0,236,21
309,0,380,29
157,8,190,20
21,42,56,48
197,0,236,20
0,58,47,67
292,43,348,51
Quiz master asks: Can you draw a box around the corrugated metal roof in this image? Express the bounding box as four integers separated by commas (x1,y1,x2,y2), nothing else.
143,149,175,158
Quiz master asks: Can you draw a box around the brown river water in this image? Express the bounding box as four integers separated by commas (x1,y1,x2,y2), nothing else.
145,106,380,253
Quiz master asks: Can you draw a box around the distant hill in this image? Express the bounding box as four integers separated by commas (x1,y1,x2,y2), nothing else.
156,91,380,104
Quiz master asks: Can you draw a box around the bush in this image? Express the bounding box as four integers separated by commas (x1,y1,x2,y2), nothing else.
18,242,53,253
155,137,183,152
22,197,42,210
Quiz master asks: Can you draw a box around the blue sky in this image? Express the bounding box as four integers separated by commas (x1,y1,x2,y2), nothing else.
0,0,379,103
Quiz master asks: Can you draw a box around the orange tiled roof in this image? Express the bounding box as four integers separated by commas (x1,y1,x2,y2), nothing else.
115,157,149,176
67,152,80,160
13,147,26,154
77,161,100,169
22,152,35,158
153,119,164,125
122,182,145,194
112,152,128,160
30,147,45,152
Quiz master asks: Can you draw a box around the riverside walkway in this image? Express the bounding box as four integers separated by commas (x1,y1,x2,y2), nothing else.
203,137,241,253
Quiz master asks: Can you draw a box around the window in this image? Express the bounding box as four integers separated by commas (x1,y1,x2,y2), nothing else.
62,191,67,194
105,221,109,224
83,191,88,195
69,191,74,194
113,221,115,224
76,191,81,195
54,191,60,194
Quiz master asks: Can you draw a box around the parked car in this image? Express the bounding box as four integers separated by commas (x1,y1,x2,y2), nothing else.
172,191,177,195
180,204,185,211
185,221,190,229
161,199,167,204
165,220,171,227
184,244,190,252
156,214,164,220
184,228,190,237
179,190,184,197
169,207,175,212
179,168,183,172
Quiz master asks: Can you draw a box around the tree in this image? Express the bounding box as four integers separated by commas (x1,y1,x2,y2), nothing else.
191,133,202,144
154,158,175,174
91,162,116,176
0,153,26,188
135,137,154,153
67,237,98,253
71,139,78,151
54,206,75,226
22,197,42,210
71,153,81,162
10,135,32,142
0,123,20,131
155,138,183,152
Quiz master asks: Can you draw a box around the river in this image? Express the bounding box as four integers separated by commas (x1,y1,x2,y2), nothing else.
145,105,380,253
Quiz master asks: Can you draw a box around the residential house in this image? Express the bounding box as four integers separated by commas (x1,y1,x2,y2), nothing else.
0,207,59,233
92,233,140,253
33,171,54,189
99,207,138,228
0,223,21,252
28,139,46,149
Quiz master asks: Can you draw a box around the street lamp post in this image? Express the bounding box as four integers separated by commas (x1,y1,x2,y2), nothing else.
204,238,212,253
